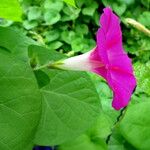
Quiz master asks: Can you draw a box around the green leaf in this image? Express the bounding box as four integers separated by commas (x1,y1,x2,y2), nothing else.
0,19,102,149
81,39,96,53
134,63,150,95
93,11,100,26
141,0,150,9
44,0,64,12
44,9,61,25
122,0,135,5
82,1,98,16
63,0,76,7
23,20,38,30
0,19,13,27
27,6,42,21
44,30,60,43
28,45,101,145
48,41,63,50
108,128,137,150
112,3,126,16
0,27,101,148
88,113,112,140
119,101,150,149
75,24,89,35
0,27,41,150
28,45,64,66
89,73,120,126
61,31,94,52
0,27,35,57
71,37,85,52
34,70,50,88
0,0,22,21
58,113,110,150
58,134,107,150
61,6,80,21
61,31,75,44
71,37,96,53
102,0,126,16
138,11,150,27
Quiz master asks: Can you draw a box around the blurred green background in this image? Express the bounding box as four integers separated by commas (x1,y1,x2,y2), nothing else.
1,0,150,149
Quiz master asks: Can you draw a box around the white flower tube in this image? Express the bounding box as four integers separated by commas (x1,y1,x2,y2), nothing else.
57,50,104,72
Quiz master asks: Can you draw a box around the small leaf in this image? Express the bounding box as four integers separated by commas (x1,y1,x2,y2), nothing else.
48,41,63,50
44,30,60,43
71,37,85,52
23,20,38,30
44,9,61,25
75,24,89,35
102,0,126,16
61,31,75,44
63,0,76,7
0,0,22,21
27,6,42,21
44,0,64,12
61,6,80,21
82,2,98,16
134,63,150,95
71,37,96,53
138,11,150,27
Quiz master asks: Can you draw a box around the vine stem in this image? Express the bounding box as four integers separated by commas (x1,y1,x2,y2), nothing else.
106,106,127,144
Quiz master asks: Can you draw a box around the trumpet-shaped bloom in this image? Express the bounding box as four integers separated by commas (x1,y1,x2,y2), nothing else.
57,7,136,110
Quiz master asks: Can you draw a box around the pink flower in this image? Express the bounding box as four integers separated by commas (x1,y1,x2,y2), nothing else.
57,7,136,110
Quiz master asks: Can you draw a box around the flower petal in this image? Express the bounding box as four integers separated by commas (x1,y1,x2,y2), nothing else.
107,69,136,110
109,54,133,74
90,47,107,79
96,7,124,64
96,7,136,110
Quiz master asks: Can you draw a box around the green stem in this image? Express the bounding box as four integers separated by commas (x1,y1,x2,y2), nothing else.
33,63,49,71
33,61,64,71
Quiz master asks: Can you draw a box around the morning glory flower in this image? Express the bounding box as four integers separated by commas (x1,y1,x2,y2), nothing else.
51,7,136,110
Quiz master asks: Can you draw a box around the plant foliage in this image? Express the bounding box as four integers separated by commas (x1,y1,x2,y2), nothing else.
0,0,150,149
